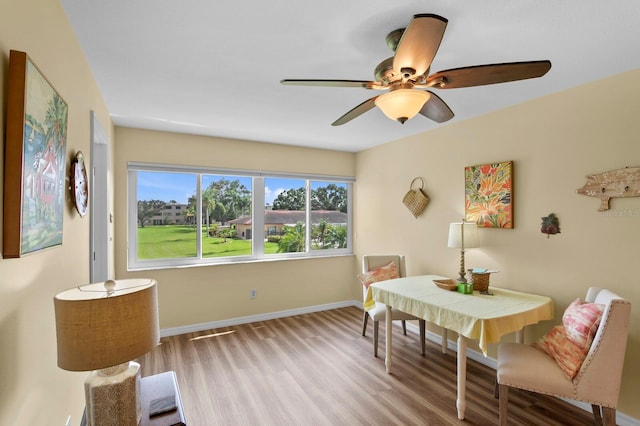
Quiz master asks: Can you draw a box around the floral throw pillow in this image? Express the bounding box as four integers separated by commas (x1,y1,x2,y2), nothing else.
562,298,605,350
533,298,605,379
534,325,588,379
357,261,399,289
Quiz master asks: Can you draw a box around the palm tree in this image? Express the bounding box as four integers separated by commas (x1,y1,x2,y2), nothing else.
202,189,216,237
312,219,329,249
44,94,68,210
277,222,305,253
327,224,347,248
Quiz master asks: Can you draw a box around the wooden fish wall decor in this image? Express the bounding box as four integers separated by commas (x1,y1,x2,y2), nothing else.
576,166,640,211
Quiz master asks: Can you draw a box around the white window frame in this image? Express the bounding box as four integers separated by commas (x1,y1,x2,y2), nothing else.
127,162,354,271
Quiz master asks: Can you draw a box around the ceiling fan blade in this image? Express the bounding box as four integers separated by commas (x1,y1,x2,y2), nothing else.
281,79,378,89
331,97,378,126
393,14,448,77
427,60,552,89
419,91,454,123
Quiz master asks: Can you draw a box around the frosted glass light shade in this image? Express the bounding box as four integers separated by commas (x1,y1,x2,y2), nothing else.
375,89,431,123
448,222,479,249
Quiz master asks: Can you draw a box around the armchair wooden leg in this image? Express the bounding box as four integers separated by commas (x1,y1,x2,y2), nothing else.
373,320,379,357
592,404,603,426
591,404,615,426
402,320,407,335
362,312,369,337
602,407,616,426
498,384,509,426
419,320,426,355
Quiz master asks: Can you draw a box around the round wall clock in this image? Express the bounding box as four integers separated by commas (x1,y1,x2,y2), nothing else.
71,151,89,217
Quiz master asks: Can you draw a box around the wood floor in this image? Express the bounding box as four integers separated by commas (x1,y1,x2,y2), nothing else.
139,306,594,425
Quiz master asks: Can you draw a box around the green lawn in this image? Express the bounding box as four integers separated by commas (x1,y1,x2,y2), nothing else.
138,225,279,259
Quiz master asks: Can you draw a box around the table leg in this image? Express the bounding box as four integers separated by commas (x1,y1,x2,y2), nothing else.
441,328,448,354
385,305,392,374
456,335,467,420
515,328,524,343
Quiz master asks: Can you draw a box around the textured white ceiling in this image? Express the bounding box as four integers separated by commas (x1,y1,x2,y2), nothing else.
60,0,640,152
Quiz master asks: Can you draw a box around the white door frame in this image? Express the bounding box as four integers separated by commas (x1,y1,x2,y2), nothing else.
90,111,111,282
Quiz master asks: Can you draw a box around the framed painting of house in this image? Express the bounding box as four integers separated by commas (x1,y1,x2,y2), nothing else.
3,50,68,258
464,160,513,229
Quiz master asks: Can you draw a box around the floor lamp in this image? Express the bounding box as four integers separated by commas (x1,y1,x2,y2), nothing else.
448,220,479,283
54,279,160,426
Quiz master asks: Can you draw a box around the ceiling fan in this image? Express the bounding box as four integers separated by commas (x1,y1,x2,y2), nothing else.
281,13,551,126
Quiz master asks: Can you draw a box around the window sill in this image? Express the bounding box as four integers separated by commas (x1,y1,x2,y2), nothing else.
127,252,355,272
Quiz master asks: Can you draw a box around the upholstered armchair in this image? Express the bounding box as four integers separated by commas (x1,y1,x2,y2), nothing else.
496,287,631,426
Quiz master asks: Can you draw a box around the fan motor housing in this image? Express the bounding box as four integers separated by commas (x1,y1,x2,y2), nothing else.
385,28,404,51
374,57,396,82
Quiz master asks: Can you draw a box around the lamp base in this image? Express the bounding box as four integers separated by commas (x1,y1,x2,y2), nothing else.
457,248,468,283
84,361,142,426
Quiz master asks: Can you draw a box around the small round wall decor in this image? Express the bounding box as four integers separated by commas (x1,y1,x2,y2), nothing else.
70,151,88,217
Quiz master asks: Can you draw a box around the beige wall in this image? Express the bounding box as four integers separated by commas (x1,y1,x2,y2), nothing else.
1,1,638,424
113,127,358,328
0,0,112,425
354,69,640,419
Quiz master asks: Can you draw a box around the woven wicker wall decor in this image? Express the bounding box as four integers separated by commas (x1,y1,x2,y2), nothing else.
402,177,430,218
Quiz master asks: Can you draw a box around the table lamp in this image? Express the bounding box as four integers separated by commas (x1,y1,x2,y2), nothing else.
448,220,479,283
54,279,160,426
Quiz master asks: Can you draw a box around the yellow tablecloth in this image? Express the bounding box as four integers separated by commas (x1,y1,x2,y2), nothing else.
367,275,553,355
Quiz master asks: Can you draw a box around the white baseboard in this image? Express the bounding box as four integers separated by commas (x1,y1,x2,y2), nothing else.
160,300,357,337
161,299,639,426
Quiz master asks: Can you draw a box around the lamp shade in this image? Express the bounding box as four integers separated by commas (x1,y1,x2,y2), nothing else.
54,279,159,372
448,221,479,249
374,89,431,123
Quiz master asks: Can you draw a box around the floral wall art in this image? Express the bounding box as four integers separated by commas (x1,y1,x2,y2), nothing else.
464,161,513,229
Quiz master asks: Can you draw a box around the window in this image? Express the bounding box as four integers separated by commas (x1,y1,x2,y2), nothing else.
265,177,306,253
128,163,353,270
310,181,348,251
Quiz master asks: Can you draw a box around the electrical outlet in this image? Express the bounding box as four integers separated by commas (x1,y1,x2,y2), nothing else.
250,289,257,299
65,415,71,426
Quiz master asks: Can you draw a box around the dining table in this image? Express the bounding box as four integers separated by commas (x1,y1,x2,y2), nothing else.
366,274,553,420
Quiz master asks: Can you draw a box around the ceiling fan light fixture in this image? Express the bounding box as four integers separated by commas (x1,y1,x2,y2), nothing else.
374,89,430,124
281,14,550,126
